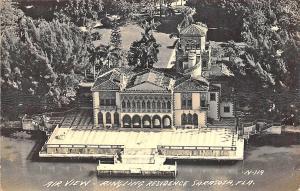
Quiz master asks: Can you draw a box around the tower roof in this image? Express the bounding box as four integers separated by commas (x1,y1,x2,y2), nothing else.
180,23,208,37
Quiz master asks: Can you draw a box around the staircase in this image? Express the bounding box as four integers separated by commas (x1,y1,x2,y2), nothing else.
97,147,176,177
210,118,236,127
121,148,158,164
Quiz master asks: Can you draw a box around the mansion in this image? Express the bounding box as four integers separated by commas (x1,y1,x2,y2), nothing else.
39,21,244,163
91,22,235,129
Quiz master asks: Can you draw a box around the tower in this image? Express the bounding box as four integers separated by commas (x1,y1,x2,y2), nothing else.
175,22,210,77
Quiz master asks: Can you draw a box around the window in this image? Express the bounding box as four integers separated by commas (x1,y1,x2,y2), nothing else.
182,100,186,108
193,114,198,126
122,100,126,108
98,112,103,124
187,99,192,107
200,93,207,108
111,99,116,105
106,112,111,124
181,114,187,125
127,100,131,108
152,101,156,109
147,101,151,111
187,113,193,125
100,99,105,106
181,93,192,109
224,106,230,113
210,93,216,101
114,112,119,124
167,101,171,109
157,101,161,109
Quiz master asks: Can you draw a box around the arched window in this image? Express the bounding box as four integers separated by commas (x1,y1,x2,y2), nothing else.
132,115,141,128
106,112,111,124
167,101,171,109
132,101,136,109
157,101,161,110
122,100,126,108
147,100,151,109
136,101,140,111
114,112,119,124
123,115,131,128
193,113,198,126
142,115,151,128
152,115,161,128
162,101,166,110
181,113,187,125
187,113,193,125
163,116,171,128
98,112,103,124
142,101,146,109
152,101,156,110
127,100,131,108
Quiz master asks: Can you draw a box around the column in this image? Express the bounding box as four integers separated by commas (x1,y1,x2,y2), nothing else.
93,92,100,126
103,111,106,128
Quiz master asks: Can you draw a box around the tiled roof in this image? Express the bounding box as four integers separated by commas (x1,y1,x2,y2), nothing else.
180,23,208,37
174,76,209,92
91,69,120,91
125,69,173,92
92,67,211,92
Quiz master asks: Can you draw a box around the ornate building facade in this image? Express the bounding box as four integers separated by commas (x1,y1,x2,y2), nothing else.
91,22,235,129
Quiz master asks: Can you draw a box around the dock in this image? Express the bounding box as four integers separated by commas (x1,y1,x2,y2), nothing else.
97,148,177,177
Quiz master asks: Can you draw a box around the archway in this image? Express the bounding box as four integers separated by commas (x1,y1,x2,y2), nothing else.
152,115,161,128
187,113,193,125
181,113,187,125
142,115,151,128
98,111,103,125
193,113,198,126
162,115,172,128
106,112,112,124
132,115,141,128
114,112,120,125
122,115,131,128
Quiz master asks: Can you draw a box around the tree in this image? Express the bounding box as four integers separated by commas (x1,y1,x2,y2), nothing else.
110,21,122,50
56,0,103,26
128,17,161,68
0,0,24,35
1,17,94,109
187,0,299,121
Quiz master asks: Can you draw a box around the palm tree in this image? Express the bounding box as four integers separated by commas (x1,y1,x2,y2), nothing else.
128,17,160,68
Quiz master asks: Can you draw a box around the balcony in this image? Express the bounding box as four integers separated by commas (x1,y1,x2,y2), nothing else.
121,108,171,113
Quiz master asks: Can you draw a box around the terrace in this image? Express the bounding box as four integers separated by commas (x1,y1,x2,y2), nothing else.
40,127,244,160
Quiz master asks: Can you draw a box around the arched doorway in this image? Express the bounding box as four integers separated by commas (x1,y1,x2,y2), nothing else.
142,115,151,128
114,112,119,125
193,113,198,126
132,115,141,128
98,111,103,125
181,113,187,125
122,115,131,128
152,115,161,128
106,112,111,124
162,115,172,128
187,113,193,125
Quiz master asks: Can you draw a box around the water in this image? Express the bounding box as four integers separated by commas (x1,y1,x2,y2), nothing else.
1,133,300,191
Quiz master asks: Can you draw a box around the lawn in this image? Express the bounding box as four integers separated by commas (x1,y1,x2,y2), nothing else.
94,23,176,68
